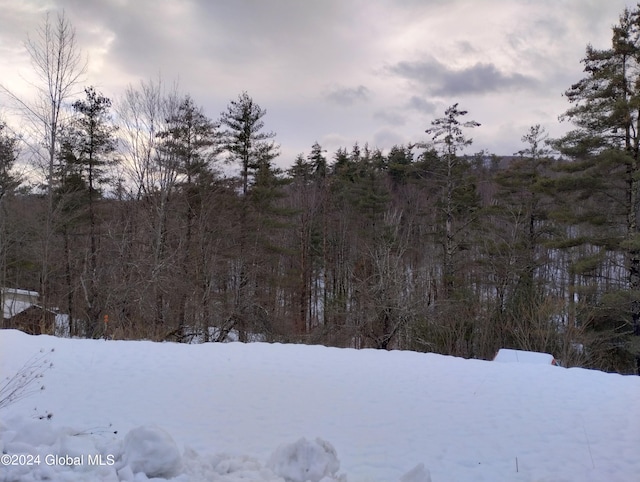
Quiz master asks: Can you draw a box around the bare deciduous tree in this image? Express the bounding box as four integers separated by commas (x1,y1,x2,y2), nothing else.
1,11,86,322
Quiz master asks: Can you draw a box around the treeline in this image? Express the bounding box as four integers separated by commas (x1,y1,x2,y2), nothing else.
1,9,640,374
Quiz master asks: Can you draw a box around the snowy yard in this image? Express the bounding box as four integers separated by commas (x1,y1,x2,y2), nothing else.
0,329,639,481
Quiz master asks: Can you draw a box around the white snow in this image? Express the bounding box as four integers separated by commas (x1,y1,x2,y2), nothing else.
493,348,557,365
0,329,639,481
121,425,183,478
267,437,342,482
399,463,431,482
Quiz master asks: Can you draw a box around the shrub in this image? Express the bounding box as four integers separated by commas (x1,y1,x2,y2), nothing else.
0,348,54,410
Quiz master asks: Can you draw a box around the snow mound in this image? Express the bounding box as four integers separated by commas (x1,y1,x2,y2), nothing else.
0,416,120,482
3,416,404,481
121,425,182,478
267,437,344,482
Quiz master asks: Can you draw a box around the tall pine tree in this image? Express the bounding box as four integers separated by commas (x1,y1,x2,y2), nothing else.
218,92,280,341
425,104,480,297
554,6,640,372
156,95,219,334
59,86,117,335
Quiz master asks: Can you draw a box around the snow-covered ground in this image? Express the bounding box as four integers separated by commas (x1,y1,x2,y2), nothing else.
0,329,639,481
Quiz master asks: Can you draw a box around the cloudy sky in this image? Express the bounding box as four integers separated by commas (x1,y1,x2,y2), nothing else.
0,0,635,168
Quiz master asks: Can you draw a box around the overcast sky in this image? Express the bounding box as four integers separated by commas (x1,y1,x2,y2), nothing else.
0,0,635,168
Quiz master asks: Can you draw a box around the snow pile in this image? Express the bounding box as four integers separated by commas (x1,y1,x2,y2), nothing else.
267,437,343,481
120,425,182,479
0,416,396,481
493,348,557,365
0,415,119,481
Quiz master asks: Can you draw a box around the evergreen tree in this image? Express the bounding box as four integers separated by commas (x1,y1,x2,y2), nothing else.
0,122,19,201
409,105,482,357
554,6,640,372
288,153,314,184
487,126,564,355
54,136,90,336
425,104,480,297
219,92,279,195
285,144,329,335
158,96,219,187
58,86,118,335
67,87,117,201
385,144,415,187
218,92,280,341
308,141,327,179
156,95,219,332
0,122,19,304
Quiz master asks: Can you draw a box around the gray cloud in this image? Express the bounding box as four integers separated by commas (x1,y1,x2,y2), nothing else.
373,110,406,126
324,85,370,106
373,128,406,150
0,0,634,164
46,0,363,100
407,96,437,114
389,56,538,96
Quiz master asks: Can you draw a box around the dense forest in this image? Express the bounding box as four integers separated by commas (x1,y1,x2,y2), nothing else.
2,7,640,374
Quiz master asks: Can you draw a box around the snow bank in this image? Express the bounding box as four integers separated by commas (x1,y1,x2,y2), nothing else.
0,415,426,481
2,416,428,481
